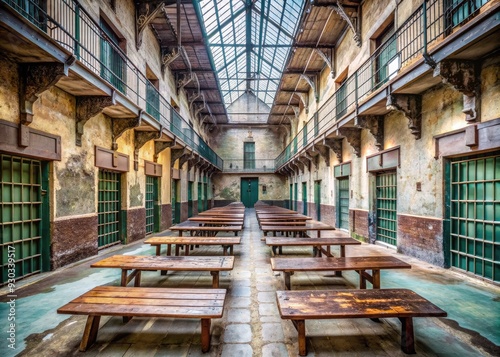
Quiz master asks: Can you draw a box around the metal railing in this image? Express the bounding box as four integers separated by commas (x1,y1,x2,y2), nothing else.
275,0,489,169
222,159,276,173
2,0,223,170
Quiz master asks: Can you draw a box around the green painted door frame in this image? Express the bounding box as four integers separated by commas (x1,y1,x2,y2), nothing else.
302,182,307,215
241,177,259,208
314,180,321,221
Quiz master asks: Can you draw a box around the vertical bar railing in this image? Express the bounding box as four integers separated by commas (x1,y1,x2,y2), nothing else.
275,0,489,170
1,0,223,170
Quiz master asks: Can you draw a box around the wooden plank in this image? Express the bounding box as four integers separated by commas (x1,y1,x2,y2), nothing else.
270,256,411,272
91,255,234,271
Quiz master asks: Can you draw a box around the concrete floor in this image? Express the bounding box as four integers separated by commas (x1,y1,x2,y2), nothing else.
1,209,499,357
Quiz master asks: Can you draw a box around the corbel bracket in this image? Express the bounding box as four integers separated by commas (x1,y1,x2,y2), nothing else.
20,58,75,125
315,48,334,78
433,59,480,122
299,152,314,170
136,1,165,49
111,111,143,150
134,129,162,170
300,74,318,102
288,162,299,176
354,115,384,150
293,158,305,174
337,127,361,157
161,46,181,74
329,1,361,47
75,92,116,146
154,138,175,162
293,92,309,114
171,147,189,168
386,94,422,139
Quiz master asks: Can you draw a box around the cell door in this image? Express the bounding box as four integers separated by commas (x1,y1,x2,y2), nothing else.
198,182,203,213
188,182,193,217
376,172,397,246
1,155,49,284
294,183,298,211
337,177,350,230
302,182,308,215
449,155,500,282
241,178,258,208
289,184,293,209
172,179,180,224
204,183,209,210
314,181,321,221
98,170,122,248
145,176,158,235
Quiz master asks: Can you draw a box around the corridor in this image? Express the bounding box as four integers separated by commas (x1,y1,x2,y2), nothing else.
1,209,499,357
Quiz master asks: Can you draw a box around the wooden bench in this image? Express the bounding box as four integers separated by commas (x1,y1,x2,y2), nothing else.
270,256,411,290
145,236,241,256
276,288,447,355
265,236,361,257
57,286,226,353
91,255,234,288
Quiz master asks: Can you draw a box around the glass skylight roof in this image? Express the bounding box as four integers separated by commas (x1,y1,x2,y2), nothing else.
199,0,305,107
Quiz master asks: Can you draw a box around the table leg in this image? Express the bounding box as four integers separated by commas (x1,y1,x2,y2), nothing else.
120,270,128,287
358,270,366,289
210,271,220,288
296,319,307,356
372,269,381,289
79,315,101,352
201,318,212,353
399,317,416,354
155,245,161,256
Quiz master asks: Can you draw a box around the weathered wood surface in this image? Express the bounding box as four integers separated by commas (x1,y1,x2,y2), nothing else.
91,255,234,288
265,236,360,257
57,286,226,352
145,236,241,256
271,256,411,289
276,288,447,355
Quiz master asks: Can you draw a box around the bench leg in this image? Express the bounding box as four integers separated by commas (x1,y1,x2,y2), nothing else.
399,317,416,354
296,320,307,356
80,315,100,352
210,271,220,288
201,318,211,352
155,246,161,256
284,272,292,290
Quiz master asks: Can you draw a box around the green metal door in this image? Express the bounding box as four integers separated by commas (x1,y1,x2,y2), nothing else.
172,179,180,224
289,184,293,209
1,155,49,284
314,180,321,221
204,183,209,210
337,177,350,230
98,170,122,248
145,176,158,235
302,182,307,215
294,183,298,211
449,155,500,282
198,182,203,213
188,181,193,217
376,172,397,246
241,178,258,208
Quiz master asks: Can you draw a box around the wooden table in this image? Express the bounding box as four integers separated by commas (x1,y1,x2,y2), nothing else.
145,236,241,256
188,216,244,223
265,236,361,257
91,255,234,288
57,286,226,353
261,222,336,237
169,223,243,236
277,288,447,355
270,256,411,290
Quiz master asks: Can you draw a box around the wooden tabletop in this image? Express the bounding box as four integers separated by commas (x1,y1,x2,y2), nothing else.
188,216,244,222
145,236,241,245
265,237,360,246
91,255,235,271
270,255,411,272
277,288,447,319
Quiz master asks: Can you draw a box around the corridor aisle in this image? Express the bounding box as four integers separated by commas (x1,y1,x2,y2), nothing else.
0,209,499,356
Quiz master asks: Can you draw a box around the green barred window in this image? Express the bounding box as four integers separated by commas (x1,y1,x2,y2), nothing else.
98,170,121,248
450,155,500,282
376,172,397,246
1,155,43,284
